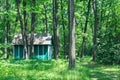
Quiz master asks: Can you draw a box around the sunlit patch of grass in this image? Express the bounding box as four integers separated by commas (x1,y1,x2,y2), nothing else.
103,68,119,72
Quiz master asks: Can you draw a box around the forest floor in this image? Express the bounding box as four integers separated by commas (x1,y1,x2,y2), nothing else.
0,56,120,80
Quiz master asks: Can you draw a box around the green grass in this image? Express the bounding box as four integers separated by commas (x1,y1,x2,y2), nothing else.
0,57,120,80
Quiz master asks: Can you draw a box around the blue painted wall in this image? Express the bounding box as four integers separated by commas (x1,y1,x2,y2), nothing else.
13,45,24,59
13,45,52,60
34,45,52,60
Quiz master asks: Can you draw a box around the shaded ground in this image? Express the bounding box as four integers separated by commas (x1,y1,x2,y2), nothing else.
0,57,120,80
85,63,120,80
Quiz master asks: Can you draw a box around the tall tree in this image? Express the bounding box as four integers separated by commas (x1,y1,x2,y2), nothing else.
23,0,29,59
43,3,48,33
14,17,18,34
4,0,10,59
80,0,91,58
92,0,98,61
53,0,59,60
60,0,67,59
16,0,28,59
68,0,75,68
0,0,1,20
30,0,36,58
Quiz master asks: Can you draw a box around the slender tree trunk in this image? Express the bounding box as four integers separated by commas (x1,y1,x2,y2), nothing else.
60,0,66,59
53,0,59,60
14,17,18,34
0,0,1,20
43,3,48,33
92,0,98,61
52,0,55,59
16,0,24,46
23,0,28,59
4,0,10,59
80,0,91,58
16,0,28,59
30,0,36,58
68,0,75,68
16,0,24,38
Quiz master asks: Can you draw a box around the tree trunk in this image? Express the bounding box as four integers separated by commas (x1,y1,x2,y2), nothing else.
80,0,91,58
53,0,59,60
92,0,98,61
14,17,18,34
23,0,28,59
16,0,28,59
60,0,67,59
68,0,75,68
4,0,10,59
30,0,36,58
43,3,48,33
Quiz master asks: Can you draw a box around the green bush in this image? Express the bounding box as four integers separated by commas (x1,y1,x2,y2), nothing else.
97,32,120,64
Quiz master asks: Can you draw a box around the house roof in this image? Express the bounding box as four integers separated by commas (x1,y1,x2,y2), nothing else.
12,33,52,45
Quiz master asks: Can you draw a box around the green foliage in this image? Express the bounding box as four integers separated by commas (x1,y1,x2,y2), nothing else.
96,0,120,64
0,43,12,57
97,37,120,64
0,57,120,80
0,0,119,66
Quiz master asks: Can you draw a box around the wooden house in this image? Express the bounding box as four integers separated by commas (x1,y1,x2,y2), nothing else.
12,34,52,60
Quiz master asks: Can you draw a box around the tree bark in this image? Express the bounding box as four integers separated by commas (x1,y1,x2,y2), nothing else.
53,0,59,60
60,0,67,59
43,3,48,33
80,0,91,58
0,0,1,18
14,17,18,34
30,0,36,58
23,0,28,59
92,0,98,61
4,0,10,59
16,0,28,59
68,0,75,68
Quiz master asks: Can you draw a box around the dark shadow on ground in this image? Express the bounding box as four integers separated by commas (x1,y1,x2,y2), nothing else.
82,62,120,80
